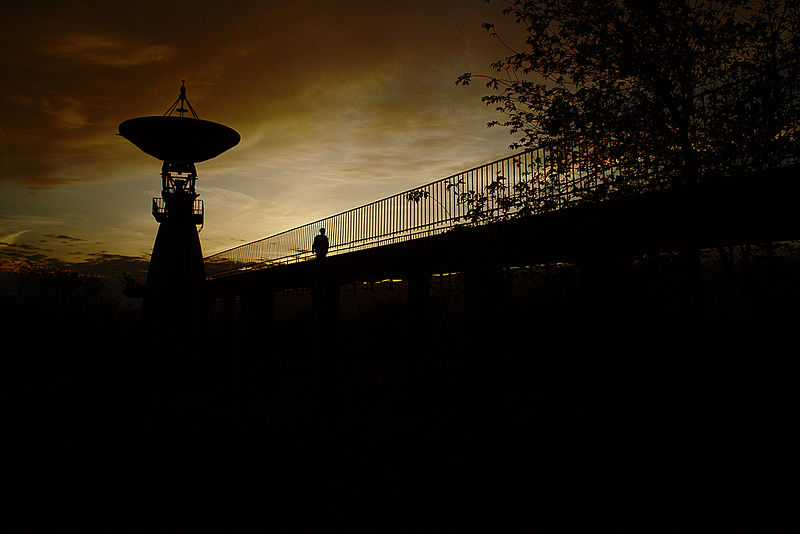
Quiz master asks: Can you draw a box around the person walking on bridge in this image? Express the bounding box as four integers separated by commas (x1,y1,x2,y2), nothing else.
313,228,329,259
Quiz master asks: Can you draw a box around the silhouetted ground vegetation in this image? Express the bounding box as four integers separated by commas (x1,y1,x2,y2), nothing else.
4,245,800,532
1,265,139,388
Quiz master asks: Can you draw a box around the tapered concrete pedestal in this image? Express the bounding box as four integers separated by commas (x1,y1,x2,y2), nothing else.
140,193,206,340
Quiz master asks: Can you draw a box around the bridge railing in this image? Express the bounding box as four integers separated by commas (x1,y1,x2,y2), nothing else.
203,138,672,279
205,63,798,280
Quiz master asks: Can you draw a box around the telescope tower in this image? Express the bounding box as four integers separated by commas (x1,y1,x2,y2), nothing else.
118,82,240,336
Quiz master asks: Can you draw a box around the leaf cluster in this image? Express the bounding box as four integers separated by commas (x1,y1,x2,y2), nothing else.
460,0,800,184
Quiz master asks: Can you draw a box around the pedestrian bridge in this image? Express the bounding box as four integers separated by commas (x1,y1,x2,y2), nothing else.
204,138,799,292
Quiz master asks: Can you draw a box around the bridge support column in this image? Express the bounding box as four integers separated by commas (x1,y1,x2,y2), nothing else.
312,261,340,351
241,283,275,389
201,290,217,338
222,292,237,341
312,260,341,416
463,260,507,427
408,269,431,336
407,269,434,410
464,261,505,337
241,283,275,340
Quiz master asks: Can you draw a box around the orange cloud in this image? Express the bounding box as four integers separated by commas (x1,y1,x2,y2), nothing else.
44,32,178,67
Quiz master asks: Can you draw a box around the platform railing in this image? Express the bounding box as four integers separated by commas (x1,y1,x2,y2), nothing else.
152,198,204,224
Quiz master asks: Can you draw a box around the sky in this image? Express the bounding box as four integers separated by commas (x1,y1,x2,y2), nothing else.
0,0,522,279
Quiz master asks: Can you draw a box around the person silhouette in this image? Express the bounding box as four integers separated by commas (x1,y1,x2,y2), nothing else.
312,228,329,259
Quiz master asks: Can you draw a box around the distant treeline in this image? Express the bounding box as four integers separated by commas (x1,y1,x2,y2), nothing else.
0,264,139,367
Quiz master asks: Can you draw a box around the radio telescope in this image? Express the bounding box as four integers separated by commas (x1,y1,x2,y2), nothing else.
119,81,240,335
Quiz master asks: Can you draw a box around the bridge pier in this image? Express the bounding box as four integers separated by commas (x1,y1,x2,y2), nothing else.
461,260,508,430
312,260,341,351
241,283,275,340
406,269,433,405
222,292,238,341
464,260,505,337
312,260,342,415
240,283,275,389
408,269,431,337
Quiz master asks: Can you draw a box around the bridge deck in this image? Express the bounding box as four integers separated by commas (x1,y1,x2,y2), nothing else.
206,165,799,295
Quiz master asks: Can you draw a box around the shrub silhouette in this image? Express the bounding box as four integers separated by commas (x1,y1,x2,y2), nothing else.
12,263,108,313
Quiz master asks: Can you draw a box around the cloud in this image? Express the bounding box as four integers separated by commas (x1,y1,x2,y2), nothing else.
2,93,91,131
44,32,178,67
0,230,29,244
44,234,83,242
0,243,149,278
0,242,62,270
73,252,149,276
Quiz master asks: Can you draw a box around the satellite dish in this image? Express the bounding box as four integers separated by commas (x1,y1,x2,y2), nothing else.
118,116,240,164
118,80,240,164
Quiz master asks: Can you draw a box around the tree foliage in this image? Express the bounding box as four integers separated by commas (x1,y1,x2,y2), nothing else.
11,263,109,312
458,0,799,187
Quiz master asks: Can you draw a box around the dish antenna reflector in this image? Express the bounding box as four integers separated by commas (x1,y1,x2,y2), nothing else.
118,80,240,166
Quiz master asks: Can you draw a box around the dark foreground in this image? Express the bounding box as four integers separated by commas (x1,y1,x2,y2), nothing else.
3,256,800,532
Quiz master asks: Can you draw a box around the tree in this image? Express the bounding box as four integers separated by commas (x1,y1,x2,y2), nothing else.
12,263,109,312
458,0,799,192
450,0,800,324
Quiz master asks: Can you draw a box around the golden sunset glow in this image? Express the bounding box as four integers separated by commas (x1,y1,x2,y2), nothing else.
0,1,519,276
